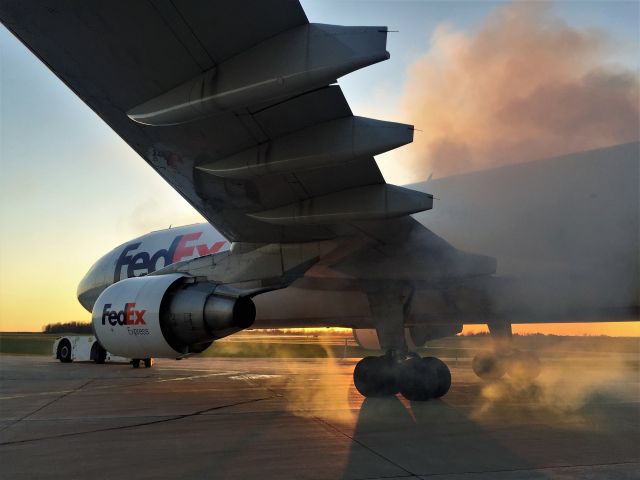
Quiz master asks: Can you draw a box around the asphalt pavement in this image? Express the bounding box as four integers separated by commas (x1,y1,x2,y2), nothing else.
0,353,638,479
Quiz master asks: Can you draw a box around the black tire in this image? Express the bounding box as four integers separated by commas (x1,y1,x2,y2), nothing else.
143,358,153,368
472,352,506,381
132,359,141,368
399,356,439,401
353,356,398,397
91,342,107,364
507,351,541,380
57,339,72,363
423,357,451,398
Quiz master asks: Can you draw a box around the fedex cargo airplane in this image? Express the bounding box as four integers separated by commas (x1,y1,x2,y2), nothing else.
2,1,637,401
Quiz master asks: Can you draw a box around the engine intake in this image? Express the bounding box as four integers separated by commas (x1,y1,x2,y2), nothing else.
92,273,255,359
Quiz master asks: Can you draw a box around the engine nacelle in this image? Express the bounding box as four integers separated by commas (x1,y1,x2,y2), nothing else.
353,324,462,350
92,273,255,358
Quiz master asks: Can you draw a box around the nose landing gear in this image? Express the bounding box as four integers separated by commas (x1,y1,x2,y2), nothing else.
353,352,451,401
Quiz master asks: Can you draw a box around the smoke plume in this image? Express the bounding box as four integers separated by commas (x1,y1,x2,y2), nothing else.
470,338,638,427
400,1,639,179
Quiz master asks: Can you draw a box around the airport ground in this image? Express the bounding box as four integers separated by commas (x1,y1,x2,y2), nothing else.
0,336,638,479
1,330,639,358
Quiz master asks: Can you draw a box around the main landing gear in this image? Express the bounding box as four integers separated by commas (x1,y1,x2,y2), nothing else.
471,322,541,382
355,286,452,401
472,350,541,381
354,352,451,401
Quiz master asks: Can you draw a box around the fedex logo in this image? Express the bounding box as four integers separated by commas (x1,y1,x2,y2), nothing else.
114,232,226,282
102,303,146,326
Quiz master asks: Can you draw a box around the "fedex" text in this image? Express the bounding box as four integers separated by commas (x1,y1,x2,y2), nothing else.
114,232,226,282
101,303,146,326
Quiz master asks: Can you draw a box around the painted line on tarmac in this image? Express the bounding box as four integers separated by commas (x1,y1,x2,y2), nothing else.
0,371,241,400
229,374,282,381
155,371,240,382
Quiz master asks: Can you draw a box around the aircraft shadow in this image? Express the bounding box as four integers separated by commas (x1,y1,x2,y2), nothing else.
340,394,542,480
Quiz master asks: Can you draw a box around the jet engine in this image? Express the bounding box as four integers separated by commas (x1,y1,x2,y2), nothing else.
353,324,462,350
92,273,255,358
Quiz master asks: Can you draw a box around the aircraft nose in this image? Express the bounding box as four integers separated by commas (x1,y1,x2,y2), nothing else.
77,269,98,312
77,254,111,312
77,288,93,312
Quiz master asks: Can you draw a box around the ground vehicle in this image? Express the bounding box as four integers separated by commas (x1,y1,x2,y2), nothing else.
53,335,131,364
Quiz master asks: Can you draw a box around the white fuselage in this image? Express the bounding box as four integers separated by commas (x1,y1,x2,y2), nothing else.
78,143,639,329
77,224,228,312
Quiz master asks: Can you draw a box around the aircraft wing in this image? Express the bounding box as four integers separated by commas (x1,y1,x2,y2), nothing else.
0,1,428,243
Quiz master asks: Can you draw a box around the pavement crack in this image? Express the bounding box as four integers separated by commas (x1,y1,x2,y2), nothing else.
0,394,277,446
311,415,417,478
238,379,417,478
0,379,94,434
248,378,416,479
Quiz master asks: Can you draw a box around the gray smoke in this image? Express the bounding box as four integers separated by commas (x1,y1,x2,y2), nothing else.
398,1,639,179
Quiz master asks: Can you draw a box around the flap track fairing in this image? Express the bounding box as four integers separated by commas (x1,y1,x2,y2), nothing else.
127,24,389,126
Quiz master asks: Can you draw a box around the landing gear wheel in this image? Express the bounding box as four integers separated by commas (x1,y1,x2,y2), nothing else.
507,351,541,380
143,358,154,368
472,352,506,381
353,356,399,397
92,342,107,364
58,340,72,363
424,357,451,398
399,357,439,401
132,359,141,368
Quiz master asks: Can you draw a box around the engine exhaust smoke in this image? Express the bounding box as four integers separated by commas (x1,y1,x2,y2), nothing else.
395,1,639,181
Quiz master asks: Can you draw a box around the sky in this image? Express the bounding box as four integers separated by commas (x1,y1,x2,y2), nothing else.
0,1,638,334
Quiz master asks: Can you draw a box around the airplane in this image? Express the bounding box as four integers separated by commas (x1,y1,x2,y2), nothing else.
2,1,637,402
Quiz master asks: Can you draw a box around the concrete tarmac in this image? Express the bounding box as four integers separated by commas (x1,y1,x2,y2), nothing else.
0,354,638,479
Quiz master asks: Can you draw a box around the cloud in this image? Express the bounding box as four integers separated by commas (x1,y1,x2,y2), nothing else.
396,1,639,180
